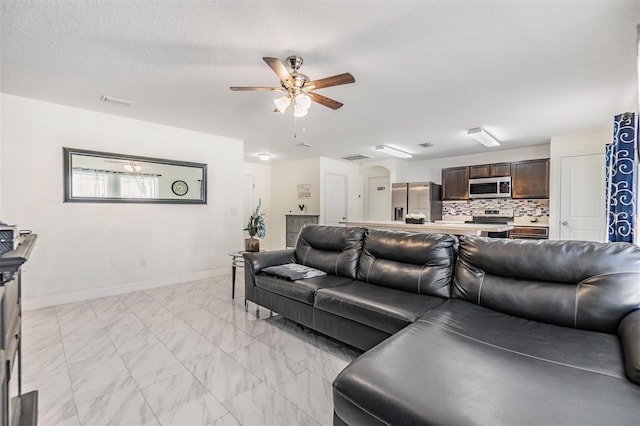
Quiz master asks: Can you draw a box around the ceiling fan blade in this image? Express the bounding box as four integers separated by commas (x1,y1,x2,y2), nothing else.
263,57,294,88
308,92,343,110
229,86,283,92
305,73,355,91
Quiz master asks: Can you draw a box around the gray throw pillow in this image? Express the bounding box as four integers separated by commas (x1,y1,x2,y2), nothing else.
262,264,327,281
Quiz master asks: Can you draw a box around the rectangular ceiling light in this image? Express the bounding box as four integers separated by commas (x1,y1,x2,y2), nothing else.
100,95,135,106
467,127,500,147
375,145,413,159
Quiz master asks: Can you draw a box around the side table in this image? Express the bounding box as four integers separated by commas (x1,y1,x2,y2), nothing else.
228,251,246,299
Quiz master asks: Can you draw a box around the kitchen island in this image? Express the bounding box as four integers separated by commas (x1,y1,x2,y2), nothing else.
338,220,513,237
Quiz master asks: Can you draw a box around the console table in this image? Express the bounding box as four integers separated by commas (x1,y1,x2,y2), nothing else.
285,215,319,247
0,234,38,426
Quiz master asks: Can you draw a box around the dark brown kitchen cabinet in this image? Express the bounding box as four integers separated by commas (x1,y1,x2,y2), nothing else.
442,166,469,200
469,162,511,179
511,159,550,199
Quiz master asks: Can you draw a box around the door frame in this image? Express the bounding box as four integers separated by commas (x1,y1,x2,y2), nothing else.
324,173,348,225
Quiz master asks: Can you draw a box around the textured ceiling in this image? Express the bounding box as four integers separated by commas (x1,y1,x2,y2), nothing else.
1,1,638,164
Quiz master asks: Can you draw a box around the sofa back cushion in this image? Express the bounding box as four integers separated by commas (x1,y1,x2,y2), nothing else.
295,225,366,279
453,236,640,333
357,229,456,298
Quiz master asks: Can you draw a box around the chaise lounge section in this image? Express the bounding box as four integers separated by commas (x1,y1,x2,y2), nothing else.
333,235,640,425
244,224,640,425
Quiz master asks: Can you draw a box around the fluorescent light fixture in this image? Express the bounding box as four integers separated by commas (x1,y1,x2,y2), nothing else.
100,95,135,106
467,127,500,147
375,145,413,159
257,153,271,161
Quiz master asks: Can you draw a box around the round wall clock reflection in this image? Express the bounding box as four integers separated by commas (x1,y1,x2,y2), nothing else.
171,180,189,196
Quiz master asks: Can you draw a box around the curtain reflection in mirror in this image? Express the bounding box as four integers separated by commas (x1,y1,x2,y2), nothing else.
72,167,160,199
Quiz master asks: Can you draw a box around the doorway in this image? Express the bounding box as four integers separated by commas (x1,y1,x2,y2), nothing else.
243,174,255,222
559,154,606,241
366,176,390,221
325,174,347,225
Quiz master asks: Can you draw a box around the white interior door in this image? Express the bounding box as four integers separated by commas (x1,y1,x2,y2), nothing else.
325,173,347,225
559,154,606,241
243,174,255,224
366,176,390,221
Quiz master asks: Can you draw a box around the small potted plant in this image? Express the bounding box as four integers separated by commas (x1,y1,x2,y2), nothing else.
244,198,266,252
405,213,426,224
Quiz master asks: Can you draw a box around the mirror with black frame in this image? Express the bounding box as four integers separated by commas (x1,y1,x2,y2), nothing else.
63,148,207,204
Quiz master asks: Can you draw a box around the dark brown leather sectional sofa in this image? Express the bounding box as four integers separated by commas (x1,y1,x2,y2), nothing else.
244,224,640,425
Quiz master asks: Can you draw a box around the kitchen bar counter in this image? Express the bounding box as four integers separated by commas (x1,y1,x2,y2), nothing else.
339,221,512,236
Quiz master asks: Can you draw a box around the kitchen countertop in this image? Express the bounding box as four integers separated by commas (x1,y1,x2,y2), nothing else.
339,220,512,236
508,221,549,228
438,219,549,228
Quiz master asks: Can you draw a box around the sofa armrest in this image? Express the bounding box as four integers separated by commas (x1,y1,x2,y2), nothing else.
243,249,296,303
619,309,640,385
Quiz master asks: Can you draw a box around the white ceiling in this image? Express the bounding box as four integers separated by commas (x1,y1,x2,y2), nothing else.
1,1,638,164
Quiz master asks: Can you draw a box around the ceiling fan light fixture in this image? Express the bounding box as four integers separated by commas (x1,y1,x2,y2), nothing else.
274,96,291,113
375,145,413,159
257,153,271,161
293,103,309,118
124,162,142,172
467,127,500,147
295,93,311,110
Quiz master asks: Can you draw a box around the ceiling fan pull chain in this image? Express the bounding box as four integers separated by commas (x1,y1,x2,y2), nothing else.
293,116,298,138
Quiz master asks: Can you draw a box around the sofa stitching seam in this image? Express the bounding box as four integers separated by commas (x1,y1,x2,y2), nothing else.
574,283,580,328
417,264,425,294
477,272,485,305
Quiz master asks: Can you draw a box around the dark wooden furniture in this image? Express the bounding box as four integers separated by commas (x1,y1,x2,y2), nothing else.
0,234,37,426
511,159,550,199
469,162,511,178
441,167,469,200
509,226,549,240
285,215,319,247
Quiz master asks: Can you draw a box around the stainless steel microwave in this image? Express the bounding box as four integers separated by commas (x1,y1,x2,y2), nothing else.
469,176,511,199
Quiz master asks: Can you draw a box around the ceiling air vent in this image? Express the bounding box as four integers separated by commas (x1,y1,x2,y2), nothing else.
418,142,435,148
341,154,372,161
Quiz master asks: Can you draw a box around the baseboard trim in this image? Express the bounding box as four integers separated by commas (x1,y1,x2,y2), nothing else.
22,267,229,311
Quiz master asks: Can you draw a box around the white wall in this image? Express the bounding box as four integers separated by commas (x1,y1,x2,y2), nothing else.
319,157,364,224
398,144,551,184
1,95,244,309
270,158,320,248
242,162,276,249
0,94,3,218
549,124,612,239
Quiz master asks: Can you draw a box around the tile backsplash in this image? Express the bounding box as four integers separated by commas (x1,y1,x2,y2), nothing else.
443,199,549,217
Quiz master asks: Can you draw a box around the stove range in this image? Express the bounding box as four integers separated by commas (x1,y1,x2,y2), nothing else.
465,209,513,237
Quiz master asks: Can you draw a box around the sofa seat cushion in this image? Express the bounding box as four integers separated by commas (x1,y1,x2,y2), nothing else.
315,281,445,334
333,299,640,426
255,273,353,305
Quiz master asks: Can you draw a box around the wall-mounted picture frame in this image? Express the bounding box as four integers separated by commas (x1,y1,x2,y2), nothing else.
297,183,311,199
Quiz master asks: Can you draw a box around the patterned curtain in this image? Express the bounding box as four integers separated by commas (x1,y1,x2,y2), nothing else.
606,113,638,243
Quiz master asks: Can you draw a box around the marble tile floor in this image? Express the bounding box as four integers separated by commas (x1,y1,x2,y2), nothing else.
21,275,363,426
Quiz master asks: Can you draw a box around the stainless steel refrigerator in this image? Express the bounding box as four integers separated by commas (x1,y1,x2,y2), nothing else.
391,182,442,222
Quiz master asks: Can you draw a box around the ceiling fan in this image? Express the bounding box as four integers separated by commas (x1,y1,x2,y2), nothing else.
230,56,355,117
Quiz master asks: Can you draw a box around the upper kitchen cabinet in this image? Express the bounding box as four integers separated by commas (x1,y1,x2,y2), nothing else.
442,166,469,200
511,158,550,199
469,162,511,178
